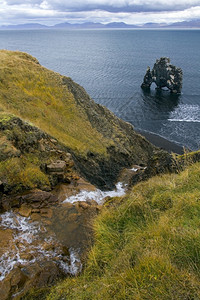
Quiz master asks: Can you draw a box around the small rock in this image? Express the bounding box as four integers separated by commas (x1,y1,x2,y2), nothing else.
47,160,66,173
30,213,41,222
86,199,98,206
50,139,57,144
40,208,53,218
31,209,40,213
77,201,90,210
20,253,35,261
38,140,46,152
18,204,32,217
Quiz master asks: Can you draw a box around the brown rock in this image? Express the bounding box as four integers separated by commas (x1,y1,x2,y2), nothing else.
47,160,66,173
20,189,58,208
18,204,32,217
77,201,90,210
31,209,40,213
0,267,27,300
0,278,10,300
38,139,46,152
40,208,53,218
50,139,57,144
0,229,13,256
86,199,98,206
67,213,78,223
21,261,64,288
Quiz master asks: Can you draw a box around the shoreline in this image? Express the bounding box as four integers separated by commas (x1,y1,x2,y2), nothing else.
136,129,185,155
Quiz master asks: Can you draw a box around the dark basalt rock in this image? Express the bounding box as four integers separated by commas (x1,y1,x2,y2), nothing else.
141,57,183,94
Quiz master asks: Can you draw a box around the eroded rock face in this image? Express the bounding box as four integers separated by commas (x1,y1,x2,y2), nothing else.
141,57,183,94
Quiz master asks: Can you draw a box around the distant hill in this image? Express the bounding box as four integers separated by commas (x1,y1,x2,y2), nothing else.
167,20,200,28
53,22,105,29
1,20,200,30
0,23,48,29
104,22,137,28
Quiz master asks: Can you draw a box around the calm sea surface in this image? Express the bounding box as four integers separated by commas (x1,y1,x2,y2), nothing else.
0,29,200,150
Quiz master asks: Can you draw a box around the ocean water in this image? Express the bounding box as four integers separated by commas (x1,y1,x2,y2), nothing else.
0,29,199,150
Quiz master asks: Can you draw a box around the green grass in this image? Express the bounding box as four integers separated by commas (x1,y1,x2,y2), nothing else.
0,157,50,193
0,50,110,156
46,162,200,299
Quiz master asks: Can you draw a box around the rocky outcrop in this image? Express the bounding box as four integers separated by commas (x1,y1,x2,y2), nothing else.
0,115,78,196
141,57,183,94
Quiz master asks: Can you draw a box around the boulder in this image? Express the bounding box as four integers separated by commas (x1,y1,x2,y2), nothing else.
20,189,58,208
18,203,32,217
141,57,183,94
0,262,64,300
47,160,66,173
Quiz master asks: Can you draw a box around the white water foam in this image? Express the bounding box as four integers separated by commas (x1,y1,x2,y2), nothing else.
63,182,126,205
168,104,200,123
0,211,82,281
130,167,138,172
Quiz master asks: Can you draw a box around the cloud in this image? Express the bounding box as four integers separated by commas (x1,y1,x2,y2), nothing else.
1,0,200,25
37,0,200,13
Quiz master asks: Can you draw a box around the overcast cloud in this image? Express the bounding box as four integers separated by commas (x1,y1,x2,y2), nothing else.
1,0,200,25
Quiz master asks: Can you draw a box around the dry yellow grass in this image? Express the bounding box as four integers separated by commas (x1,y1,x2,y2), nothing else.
0,50,110,156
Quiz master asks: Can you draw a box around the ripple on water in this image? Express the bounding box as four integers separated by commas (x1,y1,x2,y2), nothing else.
168,104,200,123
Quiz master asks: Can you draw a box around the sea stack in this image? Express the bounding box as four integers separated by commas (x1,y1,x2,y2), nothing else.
141,57,183,94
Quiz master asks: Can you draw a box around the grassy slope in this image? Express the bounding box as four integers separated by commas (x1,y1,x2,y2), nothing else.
0,50,109,156
47,162,200,299
0,50,161,189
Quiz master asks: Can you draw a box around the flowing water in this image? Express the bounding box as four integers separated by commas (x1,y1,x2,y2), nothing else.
0,182,126,282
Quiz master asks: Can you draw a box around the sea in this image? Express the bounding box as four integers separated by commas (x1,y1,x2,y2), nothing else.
0,29,199,150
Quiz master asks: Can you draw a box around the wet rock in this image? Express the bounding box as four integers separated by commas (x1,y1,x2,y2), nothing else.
86,199,98,206
20,189,58,208
141,66,152,89
40,208,53,218
118,165,147,187
77,201,90,210
0,278,12,300
0,261,64,300
23,261,62,286
0,267,27,300
141,57,183,94
0,229,13,256
30,213,41,222
18,204,32,217
0,195,11,212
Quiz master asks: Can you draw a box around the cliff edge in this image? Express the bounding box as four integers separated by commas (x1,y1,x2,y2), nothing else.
0,50,172,190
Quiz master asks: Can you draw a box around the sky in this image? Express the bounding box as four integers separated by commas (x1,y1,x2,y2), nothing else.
1,0,200,26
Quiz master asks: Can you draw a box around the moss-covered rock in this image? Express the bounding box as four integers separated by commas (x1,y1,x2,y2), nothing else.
0,113,77,195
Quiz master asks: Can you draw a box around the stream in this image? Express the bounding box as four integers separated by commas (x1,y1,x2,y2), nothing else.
0,181,126,299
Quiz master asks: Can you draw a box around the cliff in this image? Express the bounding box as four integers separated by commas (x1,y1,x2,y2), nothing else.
0,50,172,191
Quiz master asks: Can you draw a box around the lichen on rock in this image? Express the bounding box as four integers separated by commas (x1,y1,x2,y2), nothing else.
141,57,183,94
